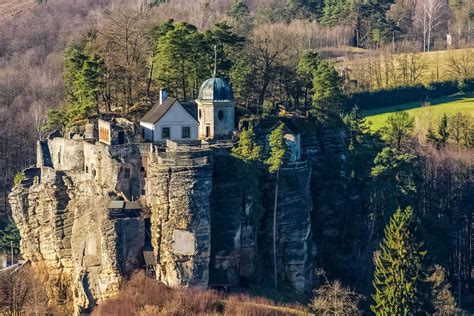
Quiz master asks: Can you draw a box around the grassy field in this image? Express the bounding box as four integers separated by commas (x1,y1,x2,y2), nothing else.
364,93,474,132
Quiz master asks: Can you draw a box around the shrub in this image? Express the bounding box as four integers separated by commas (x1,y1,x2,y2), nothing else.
13,171,26,187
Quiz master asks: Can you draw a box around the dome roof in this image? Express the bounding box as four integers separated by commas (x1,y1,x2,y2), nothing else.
198,77,234,102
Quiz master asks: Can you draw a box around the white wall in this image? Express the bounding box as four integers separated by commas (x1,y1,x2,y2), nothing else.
151,102,198,142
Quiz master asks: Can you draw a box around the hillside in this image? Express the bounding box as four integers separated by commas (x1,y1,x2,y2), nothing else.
364,94,474,132
339,48,474,91
0,0,35,20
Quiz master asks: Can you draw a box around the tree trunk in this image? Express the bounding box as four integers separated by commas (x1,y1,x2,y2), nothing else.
273,170,279,289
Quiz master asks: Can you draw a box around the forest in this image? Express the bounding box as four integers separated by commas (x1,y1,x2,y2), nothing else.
0,0,473,314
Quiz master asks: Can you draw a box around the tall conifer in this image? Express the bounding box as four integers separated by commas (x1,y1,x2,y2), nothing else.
371,207,430,315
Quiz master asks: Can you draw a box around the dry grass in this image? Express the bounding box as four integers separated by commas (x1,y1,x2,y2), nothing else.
338,48,474,90
92,272,310,316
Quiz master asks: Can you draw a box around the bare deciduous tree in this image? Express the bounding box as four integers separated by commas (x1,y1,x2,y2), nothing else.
310,270,364,316
414,0,449,52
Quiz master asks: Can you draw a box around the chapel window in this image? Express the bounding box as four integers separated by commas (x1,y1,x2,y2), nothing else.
218,110,224,121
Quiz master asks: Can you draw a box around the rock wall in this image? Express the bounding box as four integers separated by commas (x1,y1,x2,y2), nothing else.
9,169,145,314
261,165,314,293
7,118,343,311
145,149,213,288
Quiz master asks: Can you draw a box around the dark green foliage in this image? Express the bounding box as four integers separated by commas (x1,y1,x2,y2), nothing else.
229,53,257,107
232,125,263,224
297,50,320,108
426,127,439,146
43,43,105,132
232,127,262,161
0,220,20,257
371,207,431,315
348,78,474,111
154,22,210,100
312,61,344,124
154,20,243,99
266,124,287,174
204,22,246,79
371,148,417,205
437,114,450,148
381,111,414,150
64,44,105,123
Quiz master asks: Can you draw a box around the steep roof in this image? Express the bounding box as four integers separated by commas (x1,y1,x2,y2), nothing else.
181,102,198,121
140,97,177,124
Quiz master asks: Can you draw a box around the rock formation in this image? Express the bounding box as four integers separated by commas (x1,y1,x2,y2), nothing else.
8,116,343,313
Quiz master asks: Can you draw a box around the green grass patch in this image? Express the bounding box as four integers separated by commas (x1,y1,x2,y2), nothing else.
364,93,474,132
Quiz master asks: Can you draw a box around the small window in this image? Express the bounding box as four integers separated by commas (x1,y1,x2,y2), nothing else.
182,126,190,139
199,109,202,119
162,127,170,139
141,189,146,195
85,166,89,173
218,110,224,121
124,168,131,179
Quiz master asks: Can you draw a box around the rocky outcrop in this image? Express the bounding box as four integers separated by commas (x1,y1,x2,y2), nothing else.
145,149,213,288
8,116,347,311
261,164,314,293
9,168,145,314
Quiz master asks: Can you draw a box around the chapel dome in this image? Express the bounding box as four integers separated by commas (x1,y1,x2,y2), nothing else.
197,77,234,102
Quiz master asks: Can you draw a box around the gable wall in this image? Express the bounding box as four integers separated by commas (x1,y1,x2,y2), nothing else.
152,102,198,141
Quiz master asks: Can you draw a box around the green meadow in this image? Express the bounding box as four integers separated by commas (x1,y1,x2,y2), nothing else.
364,94,474,132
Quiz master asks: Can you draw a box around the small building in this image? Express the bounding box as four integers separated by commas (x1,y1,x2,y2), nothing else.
140,97,199,143
98,119,127,145
196,77,235,140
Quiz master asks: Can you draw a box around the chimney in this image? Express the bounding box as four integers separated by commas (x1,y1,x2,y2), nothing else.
159,89,168,105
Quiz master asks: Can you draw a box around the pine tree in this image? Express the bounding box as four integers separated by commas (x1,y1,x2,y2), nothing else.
0,220,20,259
232,127,262,161
426,126,439,146
266,123,288,289
312,61,344,124
437,113,449,148
371,207,430,315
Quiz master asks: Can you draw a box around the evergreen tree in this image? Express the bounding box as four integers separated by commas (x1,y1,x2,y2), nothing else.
232,127,262,161
154,22,210,99
204,22,245,79
229,53,257,108
437,113,449,148
266,123,288,289
297,50,320,108
426,126,439,146
64,44,105,124
0,220,20,259
312,61,344,124
371,207,430,315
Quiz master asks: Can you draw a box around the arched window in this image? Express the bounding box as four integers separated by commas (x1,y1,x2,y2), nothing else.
218,110,224,121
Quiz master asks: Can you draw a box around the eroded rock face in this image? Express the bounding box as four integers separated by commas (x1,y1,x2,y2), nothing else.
145,150,213,288
261,165,314,293
9,138,146,314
